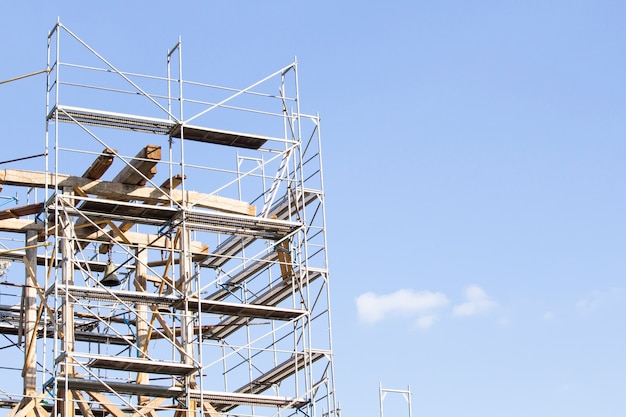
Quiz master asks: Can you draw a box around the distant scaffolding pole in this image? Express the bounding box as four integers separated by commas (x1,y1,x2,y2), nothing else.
379,383,413,417
0,68,50,85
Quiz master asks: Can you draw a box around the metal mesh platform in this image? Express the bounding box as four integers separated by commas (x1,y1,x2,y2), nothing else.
49,105,271,149
201,190,318,268
54,377,308,409
87,355,197,375
180,298,305,320
48,284,178,306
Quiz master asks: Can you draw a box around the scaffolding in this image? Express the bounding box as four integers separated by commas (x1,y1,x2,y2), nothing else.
379,385,412,417
0,21,337,417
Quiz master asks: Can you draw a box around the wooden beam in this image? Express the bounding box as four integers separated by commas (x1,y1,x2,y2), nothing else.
23,257,58,337
0,203,44,221
99,174,186,255
33,404,50,417
11,398,36,417
276,239,294,280
73,145,161,241
83,390,127,417
112,144,160,186
71,391,95,417
0,219,44,233
0,169,68,188
5,398,29,417
0,169,255,215
82,148,116,180
104,221,132,245
118,174,184,233
129,396,165,417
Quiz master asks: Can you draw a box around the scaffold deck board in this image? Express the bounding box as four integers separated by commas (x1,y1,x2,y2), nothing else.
0,249,113,273
0,323,132,346
207,269,323,340
65,198,179,226
202,191,318,268
87,355,197,375
54,377,307,409
49,284,303,321
206,251,279,301
170,125,269,150
199,390,308,410
59,195,295,238
180,298,305,320
73,330,134,346
185,210,299,239
48,284,178,306
56,377,185,398
214,352,324,412
236,351,326,395
49,105,271,149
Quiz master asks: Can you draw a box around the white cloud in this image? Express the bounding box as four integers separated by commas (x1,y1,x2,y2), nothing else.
576,291,603,314
355,289,449,324
415,314,438,329
452,285,497,317
497,317,511,327
576,288,624,315
543,311,556,321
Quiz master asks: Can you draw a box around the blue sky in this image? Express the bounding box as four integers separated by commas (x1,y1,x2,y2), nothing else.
2,2,626,417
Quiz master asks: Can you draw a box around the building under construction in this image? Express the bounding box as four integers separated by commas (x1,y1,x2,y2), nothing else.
0,22,337,417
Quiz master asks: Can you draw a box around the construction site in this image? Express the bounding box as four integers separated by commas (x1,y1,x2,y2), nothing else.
0,21,337,417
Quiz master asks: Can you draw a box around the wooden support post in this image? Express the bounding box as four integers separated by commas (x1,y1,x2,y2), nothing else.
276,239,294,281
23,230,38,396
135,246,150,405
179,223,197,415
60,187,76,417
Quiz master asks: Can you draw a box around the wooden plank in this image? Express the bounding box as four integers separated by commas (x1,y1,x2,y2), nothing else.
0,203,44,221
0,219,45,233
82,148,116,180
0,169,69,188
0,169,255,215
112,144,160,186
105,221,132,245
